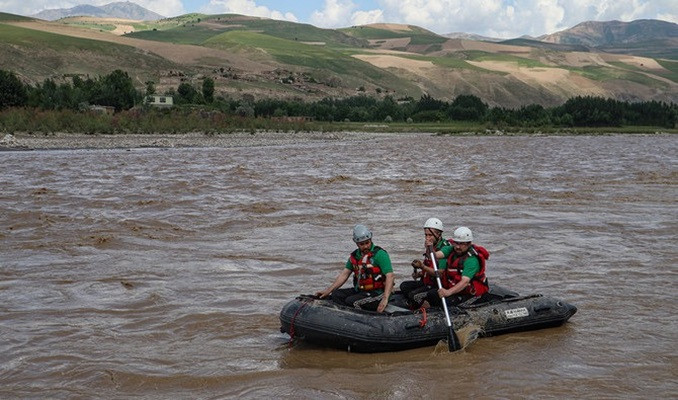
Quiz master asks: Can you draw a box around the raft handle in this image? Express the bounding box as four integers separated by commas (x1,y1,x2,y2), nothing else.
533,304,552,313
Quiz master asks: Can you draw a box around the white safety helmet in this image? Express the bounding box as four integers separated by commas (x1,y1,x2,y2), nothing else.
452,226,473,243
424,217,444,232
352,224,372,243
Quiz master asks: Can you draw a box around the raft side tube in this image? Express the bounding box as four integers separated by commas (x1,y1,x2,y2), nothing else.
280,286,577,353
280,296,456,352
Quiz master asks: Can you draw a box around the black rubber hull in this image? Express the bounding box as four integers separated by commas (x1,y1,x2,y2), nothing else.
280,286,577,353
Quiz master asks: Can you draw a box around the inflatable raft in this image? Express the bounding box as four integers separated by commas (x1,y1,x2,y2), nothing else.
280,284,577,352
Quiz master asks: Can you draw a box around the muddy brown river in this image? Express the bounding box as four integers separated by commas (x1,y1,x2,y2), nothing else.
1,133,676,399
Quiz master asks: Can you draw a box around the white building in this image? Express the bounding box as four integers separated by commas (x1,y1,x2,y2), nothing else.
145,95,174,108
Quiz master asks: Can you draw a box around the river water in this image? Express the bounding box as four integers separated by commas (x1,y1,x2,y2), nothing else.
1,133,676,399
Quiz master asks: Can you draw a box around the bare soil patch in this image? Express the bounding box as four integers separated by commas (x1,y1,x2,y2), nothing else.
607,54,665,70
111,24,135,35
367,23,413,32
352,54,435,75
562,52,609,67
467,60,609,97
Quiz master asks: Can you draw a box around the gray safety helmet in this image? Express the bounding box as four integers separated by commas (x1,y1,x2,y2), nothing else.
352,224,373,243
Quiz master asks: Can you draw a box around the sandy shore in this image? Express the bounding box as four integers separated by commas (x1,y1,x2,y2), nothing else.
0,131,415,150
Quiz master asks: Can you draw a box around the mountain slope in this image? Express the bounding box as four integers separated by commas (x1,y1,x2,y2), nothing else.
541,19,678,46
0,22,179,82
32,1,164,21
540,19,678,59
1,13,676,108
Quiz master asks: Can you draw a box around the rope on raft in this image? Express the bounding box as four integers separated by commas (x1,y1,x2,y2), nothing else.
288,297,313,347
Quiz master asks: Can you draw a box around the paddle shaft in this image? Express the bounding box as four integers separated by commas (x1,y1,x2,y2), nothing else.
427,245,461,351
428,246,453,327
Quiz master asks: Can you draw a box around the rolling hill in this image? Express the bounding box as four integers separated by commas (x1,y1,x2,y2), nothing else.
0,12,676,108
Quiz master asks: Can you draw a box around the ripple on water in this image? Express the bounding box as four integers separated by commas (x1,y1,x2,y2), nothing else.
1,135,676,398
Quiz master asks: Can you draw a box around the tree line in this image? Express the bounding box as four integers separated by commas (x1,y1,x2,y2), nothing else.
0,69,676,128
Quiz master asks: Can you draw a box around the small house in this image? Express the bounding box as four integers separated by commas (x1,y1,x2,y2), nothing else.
145,95,174,108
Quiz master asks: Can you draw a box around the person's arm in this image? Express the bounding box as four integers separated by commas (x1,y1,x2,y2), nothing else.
411,259,430,275
373,249,394,312
412,258,439,276
438,257,479,298
439,275,471,297
424,236,448,260
377,272,394,312
316,268,352,298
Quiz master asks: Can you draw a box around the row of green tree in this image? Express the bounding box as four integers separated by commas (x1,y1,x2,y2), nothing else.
252,94,676,128
0,69,216,112
0,69,140,112
1,69,676,128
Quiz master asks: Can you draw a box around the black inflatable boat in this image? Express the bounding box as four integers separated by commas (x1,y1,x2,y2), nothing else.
280,284,577,352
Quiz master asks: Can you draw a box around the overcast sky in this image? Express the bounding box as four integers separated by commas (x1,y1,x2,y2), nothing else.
5,0,677,38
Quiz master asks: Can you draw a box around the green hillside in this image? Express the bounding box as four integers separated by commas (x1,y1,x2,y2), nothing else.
1,13,675,107
204,30,420,93
599,40,678,60
657,60,678,82
0,23,119,51
0,12,33,22
500,38,590,52
0,23,179,80
341,24,447,53
341,25,444,43
127,14,368,48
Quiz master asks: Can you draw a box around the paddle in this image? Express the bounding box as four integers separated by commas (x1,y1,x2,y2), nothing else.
427,245,462,351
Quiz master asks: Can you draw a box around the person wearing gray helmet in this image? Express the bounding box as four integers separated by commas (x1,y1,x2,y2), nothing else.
315,224,394,313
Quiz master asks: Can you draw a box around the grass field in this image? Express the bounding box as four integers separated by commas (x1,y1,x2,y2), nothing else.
0,12,33,22
571,65,669,87
0,23,179,82
656,60,678,83
66,22,117,32
0,23,130,52
341,25,445,43
126,14,367,48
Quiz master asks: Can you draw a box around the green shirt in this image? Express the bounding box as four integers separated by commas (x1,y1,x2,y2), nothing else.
345,243,393,274
449,254,480,279
434,238,453,270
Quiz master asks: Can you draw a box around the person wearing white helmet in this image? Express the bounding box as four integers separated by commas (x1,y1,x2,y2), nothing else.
316,224,395,313
430,226,491,306
399,218,453,308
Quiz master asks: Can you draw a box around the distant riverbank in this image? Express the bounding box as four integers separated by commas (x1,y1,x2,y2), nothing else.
1,129,674,151
0,131,421,151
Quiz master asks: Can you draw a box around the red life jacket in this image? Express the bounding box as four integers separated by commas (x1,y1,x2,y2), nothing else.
444,244,490,296
349,246,386,291
421,239,451,287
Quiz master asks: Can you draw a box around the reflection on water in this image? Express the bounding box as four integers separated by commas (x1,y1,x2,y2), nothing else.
1,134,676,398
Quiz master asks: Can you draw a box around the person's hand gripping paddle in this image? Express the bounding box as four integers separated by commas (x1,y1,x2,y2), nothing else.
427,245,462,351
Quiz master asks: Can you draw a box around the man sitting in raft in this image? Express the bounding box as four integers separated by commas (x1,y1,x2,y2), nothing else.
316,224,395,313
430,226,491,307
400,217,453,308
